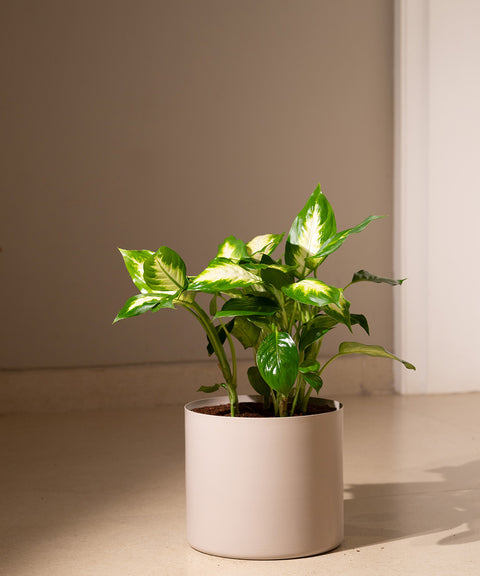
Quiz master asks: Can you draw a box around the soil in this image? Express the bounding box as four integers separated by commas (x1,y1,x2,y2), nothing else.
193,401,336,418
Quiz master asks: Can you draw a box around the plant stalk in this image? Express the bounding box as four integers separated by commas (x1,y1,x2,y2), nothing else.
181,300,238,415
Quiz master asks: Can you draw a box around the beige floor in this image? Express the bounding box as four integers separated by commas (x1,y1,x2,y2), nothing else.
1,394,479,575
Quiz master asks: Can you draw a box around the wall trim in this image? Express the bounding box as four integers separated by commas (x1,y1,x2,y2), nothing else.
0,357,393,413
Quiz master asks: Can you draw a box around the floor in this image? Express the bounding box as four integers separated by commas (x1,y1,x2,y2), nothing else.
1,394,479,575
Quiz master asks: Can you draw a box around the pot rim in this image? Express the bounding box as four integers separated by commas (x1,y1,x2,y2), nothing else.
185,394,343,420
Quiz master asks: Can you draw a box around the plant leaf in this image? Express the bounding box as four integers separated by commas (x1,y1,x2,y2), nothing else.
299,360,320,373
302,372,323,392
351,313,370,335
323,292,352,330
118,249,154,293
189,258,260,292
216,236,249,261
209,294,218,316
247,366,271,398
282,279,342,308
246,233,284,260
337,342,416,370
311,215,383,262
143,246,187,294
256,332,299,396
113,293,174,322
197,383,223,393
260,266,295,290
230,317,261,349
350,269,406,286
215,295,279,318
206,320,234,356
299,315,338,351
285,184,336,274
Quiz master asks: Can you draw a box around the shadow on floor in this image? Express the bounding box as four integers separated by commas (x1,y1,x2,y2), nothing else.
340,459,480,551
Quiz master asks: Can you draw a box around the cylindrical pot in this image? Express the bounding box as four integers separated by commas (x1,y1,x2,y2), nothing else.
185,395,343,560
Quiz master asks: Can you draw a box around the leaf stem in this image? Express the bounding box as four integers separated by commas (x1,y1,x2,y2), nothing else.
287,300,298,334
278,394,289,417
318,353,341,377
181,300,238,415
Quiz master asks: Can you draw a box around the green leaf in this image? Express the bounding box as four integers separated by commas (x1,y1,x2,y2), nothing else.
349,269,406,286
175,290,195,305
197,383,223,393
189,258,260,292
299,360,320,373
209,294,218,316
256,332,299,396
260,266,295,290
285,184,336,274
143,247,188,294
246,233,284,260
216,236,249,261
118,249,154,293
299,315,338,351
113,293,174,322
247,366,271,398
337,342,416,370
302,372,323,392
324,292,352,330
206,320,234,356
259,254,277,265
215,295,279,318
351,313,370,335
311,215,383,261
282,279,342,308
231,317,261,349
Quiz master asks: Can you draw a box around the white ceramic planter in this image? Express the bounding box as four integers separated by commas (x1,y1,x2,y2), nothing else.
185,395,343,559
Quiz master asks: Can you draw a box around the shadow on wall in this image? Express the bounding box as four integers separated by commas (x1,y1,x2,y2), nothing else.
341,460,480,551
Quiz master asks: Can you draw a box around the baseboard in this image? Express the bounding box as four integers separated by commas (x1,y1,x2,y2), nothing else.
0,357,393,413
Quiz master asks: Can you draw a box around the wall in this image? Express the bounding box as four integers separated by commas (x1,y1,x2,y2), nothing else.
394,0,480,393
0,1,395,403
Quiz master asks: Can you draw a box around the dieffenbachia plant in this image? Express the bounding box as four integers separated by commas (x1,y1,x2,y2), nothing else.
114,184,415,416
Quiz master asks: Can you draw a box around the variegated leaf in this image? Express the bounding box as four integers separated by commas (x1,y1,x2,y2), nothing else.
143,247,187,294
246,233,284,260
282,279,342,308
216,236,249,261
324,292,352,330
113,293,174,322
308,215,383,263
285,184,336,274
189,258,260,292
119,248,154,293
338,342,416,370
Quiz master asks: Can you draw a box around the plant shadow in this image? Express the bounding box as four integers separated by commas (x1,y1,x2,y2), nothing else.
338,459,480,551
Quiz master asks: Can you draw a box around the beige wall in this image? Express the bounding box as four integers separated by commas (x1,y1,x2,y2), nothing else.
0,0,394,371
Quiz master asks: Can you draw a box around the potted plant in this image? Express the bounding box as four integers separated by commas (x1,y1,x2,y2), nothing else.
114,184,415,559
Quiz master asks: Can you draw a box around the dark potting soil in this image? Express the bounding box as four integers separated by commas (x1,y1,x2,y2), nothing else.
193,401,336,418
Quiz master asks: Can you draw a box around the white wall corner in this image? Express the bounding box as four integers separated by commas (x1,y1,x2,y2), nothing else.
395,0,480,394
393,0,430,394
